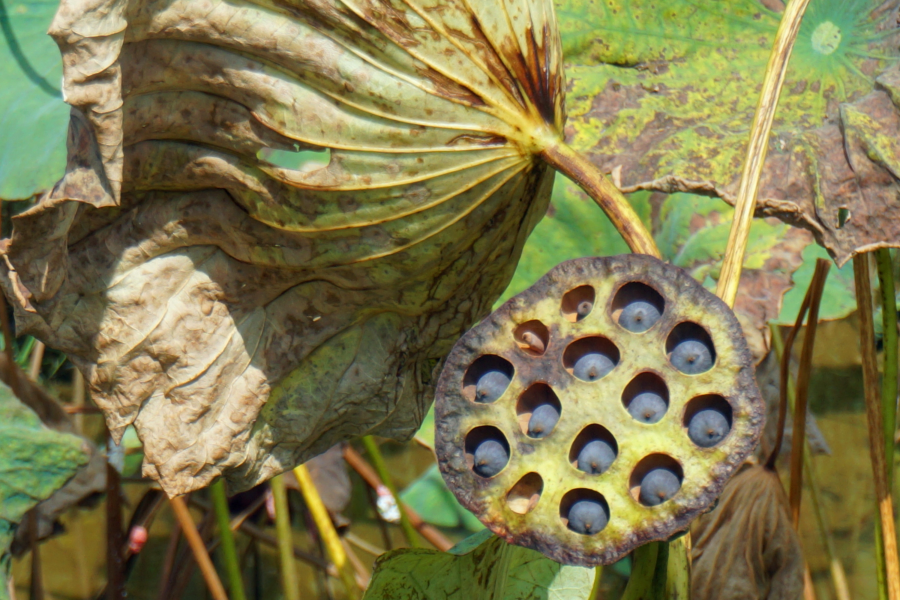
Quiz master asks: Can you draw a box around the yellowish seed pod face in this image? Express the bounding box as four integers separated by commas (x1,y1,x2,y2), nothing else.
434,254,764,566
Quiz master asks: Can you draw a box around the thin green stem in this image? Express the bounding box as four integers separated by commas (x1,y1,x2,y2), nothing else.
270,475,300,600
361,436,419,548
666,536,691,600
876,248,898,489
621,542,660,600
211,480,246,600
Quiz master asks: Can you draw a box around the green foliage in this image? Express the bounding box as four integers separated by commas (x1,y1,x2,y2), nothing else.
364,529,595,600
0,381,88,599
0,0,67,200
557,0,898,186
775,244,857,325
400,465,484,532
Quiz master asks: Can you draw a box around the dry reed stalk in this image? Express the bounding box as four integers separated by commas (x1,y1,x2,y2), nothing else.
854,253,900,600
169,495,229,600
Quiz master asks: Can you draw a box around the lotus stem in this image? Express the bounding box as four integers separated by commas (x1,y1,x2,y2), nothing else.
294,464,360,597
270,474,300,600
788,259,830,525
666,536,691,599
211,480,246,600
876,248,898,488
343,445,452,551
853,253,900,600
716,0,812,306
620,542,659,600
107,453,125,600
539,142,660,258
770,323,852,600
361,436,420,548
169,495,229,600
27,340,44,380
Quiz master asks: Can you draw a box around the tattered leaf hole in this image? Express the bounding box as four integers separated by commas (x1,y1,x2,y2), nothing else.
611,282,665,333
507,472,543,515
516,383,562,439
560,488,610,535
666,322,716,375
514,320,550,356
465,426,510,478
569,424,618,475
622,372,669,424
563,336,620,382
463,355,514,403
630,454,684,507
561,285,596,322
684,394,733,448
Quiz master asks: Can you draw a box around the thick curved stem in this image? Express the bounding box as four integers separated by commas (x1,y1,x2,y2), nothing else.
540,142,660,258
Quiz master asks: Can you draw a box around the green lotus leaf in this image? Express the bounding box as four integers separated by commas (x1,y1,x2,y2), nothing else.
400,464,484,532
557,0,900,264
0,0,602,496
364,529,595,600
0,0,68,200
0,381,88,598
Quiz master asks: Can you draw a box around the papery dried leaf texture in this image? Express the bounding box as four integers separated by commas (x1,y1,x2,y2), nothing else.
0,0,566,495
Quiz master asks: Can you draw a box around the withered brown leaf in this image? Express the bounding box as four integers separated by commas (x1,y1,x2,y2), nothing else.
1,0,569,495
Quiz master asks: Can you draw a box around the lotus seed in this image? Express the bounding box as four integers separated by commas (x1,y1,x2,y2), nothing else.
576,439,616,474
670,339,714,374
628,391,667,424
688,408,730,447
573,352,615,381
474,370,510,403
527,403,560,438
520,330,545,353
567,499,608,535
472,439,508,478
576,300,593,319
639,467,681,506
619,300,661,332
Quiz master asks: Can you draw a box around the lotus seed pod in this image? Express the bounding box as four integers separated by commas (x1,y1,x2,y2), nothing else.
618,300,662,333
567,499,609,535
670,339,715,374
435,255,764,566
475,370,511,403
688,409,731,448
576,440,616,475
528,404,561,439
638,467,682,506
573,353,615,382
627,392,667,424
472,439,509,478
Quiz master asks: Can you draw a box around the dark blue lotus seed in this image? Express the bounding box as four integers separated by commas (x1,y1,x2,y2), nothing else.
576,440,616,475
475,370,510,403
619,300,661,332
527,404,560,438
573,353,615,382
576,300,593,319
628,391,667,424
670,339,714,374
688,408,730,447
639,468,681,506
472,439,508,478
567,499,609,535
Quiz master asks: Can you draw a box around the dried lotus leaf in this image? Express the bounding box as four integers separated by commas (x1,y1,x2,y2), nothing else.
0,0,572,495
691,465,805,600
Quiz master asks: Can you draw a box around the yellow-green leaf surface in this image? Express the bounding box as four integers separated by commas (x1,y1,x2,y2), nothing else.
0,0,68,199
0,381,88,598
364,529,595,600
0,0,568,495
557,0,900,264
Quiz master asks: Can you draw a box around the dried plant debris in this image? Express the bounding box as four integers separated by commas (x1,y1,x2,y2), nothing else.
558,0,900,265
691,466,804,600
434,255,764,566
0,0,568,495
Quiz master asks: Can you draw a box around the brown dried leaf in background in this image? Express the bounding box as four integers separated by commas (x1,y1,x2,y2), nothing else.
0,0,568,495
691,466,804,600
